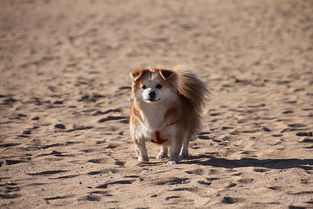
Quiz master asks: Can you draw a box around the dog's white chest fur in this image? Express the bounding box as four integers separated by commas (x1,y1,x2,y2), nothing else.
132,103,176,142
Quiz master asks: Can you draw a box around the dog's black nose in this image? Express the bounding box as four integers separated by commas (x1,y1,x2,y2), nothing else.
149,91,156,99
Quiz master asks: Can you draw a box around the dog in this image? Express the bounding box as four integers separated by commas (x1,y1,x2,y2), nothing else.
129,66,208,164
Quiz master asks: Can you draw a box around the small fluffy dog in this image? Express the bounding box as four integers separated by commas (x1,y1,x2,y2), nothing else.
129,66,208,164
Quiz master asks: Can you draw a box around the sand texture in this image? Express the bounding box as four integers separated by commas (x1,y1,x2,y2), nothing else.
1,0,313,208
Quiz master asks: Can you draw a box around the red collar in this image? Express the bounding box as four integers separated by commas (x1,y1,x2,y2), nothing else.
151,120,180,144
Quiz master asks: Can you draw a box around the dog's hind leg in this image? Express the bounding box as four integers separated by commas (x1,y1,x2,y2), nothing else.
156,146,168,159
180,138,189,159
134,139,149,162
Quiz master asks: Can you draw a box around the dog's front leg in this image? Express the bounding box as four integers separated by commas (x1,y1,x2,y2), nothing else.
134,139,149,162
156,146,168,159
168,139,182,164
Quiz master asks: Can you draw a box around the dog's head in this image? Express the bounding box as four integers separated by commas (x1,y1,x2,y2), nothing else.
130,68,178,104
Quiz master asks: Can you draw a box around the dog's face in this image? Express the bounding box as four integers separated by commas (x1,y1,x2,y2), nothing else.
131,68,178,104
140,75,163,102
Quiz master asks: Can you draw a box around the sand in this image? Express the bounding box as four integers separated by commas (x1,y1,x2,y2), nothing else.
0,0,313,208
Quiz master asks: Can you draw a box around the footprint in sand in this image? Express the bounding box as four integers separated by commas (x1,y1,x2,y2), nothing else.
198,135,210,140
115,160,125,166
89,190,112,196
296,132,313,137
288,124,306,128
262,127,271,132
165,195,181,201
222,196,243,204
198,132,210,140
44,195,72,202
78,195,101,201
287,205,307,209
5,159,28,165
31,116,40,120
299,138,313,143
22,130,32,135
154,177,190,185
66,126,93,132
28,170,68,176
106,143,119,149
197,180,211,186
0,182,21,199
0,97,17,105
208,169,219,175
169,187,197,192
282,110,294,114
185,168,205,175
253,168,269,173
237,178,254,184
96,179,136,189
207,177,219,181
97,116,128,124
53,174,80,179
17,134,29,138
18,125,39,137
87,158,107,164
0,193,22,199
222,126,234,130
226,182,237,188
87,169,117,176
0,143,20,148
54,124,66,129
78,94,106,102
92,108,121,116
198,177,219,186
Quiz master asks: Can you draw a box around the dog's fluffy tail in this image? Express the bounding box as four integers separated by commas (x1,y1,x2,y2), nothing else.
173,66,209,113
172,66,209,140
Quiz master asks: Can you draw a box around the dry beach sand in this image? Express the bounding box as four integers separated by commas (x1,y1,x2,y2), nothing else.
1,0,313,208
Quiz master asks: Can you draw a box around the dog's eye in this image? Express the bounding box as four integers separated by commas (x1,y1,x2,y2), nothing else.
141,85,147,90
156,84,162,89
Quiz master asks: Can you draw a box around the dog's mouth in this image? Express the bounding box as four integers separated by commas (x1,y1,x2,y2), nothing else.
145,98,161,103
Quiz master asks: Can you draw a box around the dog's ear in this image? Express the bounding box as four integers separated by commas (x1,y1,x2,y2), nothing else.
159,69,176,80
130,69,145,81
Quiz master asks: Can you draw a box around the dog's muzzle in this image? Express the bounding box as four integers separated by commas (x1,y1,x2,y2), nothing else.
148,91,156,101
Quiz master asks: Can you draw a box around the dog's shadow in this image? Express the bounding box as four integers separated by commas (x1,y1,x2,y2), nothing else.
184,154,313,170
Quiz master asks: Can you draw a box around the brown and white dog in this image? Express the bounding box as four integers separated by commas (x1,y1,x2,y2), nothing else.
129,66,208,164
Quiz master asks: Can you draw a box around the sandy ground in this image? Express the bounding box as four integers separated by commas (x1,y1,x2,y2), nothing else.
1,0,313,208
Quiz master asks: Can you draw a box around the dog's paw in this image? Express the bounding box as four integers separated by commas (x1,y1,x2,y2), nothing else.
167,160,179,165
138,156,149,162
180,153,189,160
156,152,168,159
